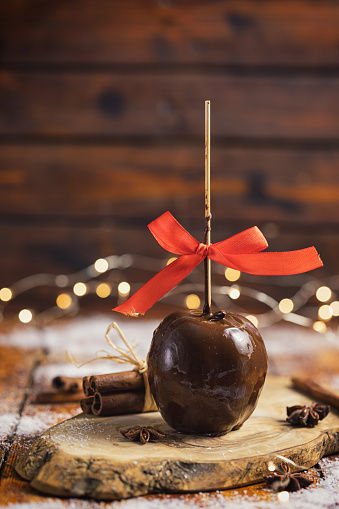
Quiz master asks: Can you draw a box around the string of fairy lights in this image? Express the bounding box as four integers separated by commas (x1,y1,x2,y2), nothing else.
0,254,338,342
1,258,337,499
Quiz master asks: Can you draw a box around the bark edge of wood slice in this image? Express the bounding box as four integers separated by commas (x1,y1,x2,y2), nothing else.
15,377,339,500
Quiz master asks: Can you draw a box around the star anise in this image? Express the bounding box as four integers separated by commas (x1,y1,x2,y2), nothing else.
286,403,330,428
120,425,166,444
264,463,313,492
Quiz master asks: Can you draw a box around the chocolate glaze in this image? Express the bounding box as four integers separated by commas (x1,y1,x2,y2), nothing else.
147,310,268,435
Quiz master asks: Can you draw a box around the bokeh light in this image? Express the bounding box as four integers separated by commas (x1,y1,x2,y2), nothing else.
185,294,201,310
56,293,73,309
313,320,327,333
225,268,241,282
18,309,33,323
246,315,259,327
118,282,131,297
316,286,332,302
167,257,178,266
94,258,109,273
277,491,289,503
228,286,240,299
55,275,69,288
73,282,88,297
278,298,294,314
96,283,111,298
330,301,339,316
0,287,12,302
318,304,333,321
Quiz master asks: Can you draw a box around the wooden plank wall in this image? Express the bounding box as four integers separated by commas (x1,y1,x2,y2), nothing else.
0,0,338,307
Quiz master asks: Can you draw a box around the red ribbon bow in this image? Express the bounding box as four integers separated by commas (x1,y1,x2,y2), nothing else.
113,211,323,316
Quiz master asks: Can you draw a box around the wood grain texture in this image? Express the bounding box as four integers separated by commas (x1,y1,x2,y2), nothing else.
0,321,336,506
2,73,339,138
1,1,339,66
0,403,80,506
0,217,334,290
1,0,338,297
0,340,81,505
0,346,37,468
1,145,339,222
15,377,339,500
269,350,339,392
0,223,152,286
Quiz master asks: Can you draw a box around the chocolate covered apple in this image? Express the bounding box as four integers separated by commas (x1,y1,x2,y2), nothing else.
147,310,267,435
113,101,322,437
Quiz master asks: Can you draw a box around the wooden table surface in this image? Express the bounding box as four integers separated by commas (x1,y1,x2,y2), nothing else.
0,314,339,508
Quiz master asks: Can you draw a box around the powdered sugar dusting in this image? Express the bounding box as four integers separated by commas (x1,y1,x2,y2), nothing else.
0,326,42,350
0,315,158,359
0,413,19,441
16,412,74,437
2,316,339,507
1,315,335,361
43,316,158,360
263,324,333,358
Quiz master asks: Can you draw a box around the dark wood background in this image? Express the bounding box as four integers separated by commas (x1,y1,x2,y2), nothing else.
1,0,338,312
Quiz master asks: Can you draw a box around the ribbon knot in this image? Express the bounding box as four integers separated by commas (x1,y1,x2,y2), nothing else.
113,211,323,316
196,242,209,257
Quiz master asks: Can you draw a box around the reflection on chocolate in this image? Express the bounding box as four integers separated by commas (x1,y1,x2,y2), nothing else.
147,311,268,436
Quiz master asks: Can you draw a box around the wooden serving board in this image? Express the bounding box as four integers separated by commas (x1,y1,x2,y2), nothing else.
16,377,339,500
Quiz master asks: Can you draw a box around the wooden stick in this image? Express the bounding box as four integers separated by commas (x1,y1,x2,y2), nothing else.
203,99,212,315
291,377,339,409
92,391,145,416
90,370,144,394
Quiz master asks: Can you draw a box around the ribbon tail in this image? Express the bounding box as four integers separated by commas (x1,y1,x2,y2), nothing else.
211,246,323,275
213,226,268,254
113,254,203,316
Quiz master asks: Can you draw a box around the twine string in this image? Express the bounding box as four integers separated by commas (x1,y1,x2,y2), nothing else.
67,322,157,412
105,322,157,412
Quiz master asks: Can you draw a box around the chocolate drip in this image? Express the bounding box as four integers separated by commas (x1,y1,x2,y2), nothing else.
209,310,226,321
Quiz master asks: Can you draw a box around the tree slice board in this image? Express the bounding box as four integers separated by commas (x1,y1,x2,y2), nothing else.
16,377,339,500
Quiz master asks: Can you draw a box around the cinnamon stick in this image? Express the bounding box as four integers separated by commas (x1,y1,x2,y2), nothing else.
89,370,144,394
83,375,94,397
33,391,83,404
80,396,94,414
291,377,339,409
52,376,83,393
92,390,144,416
